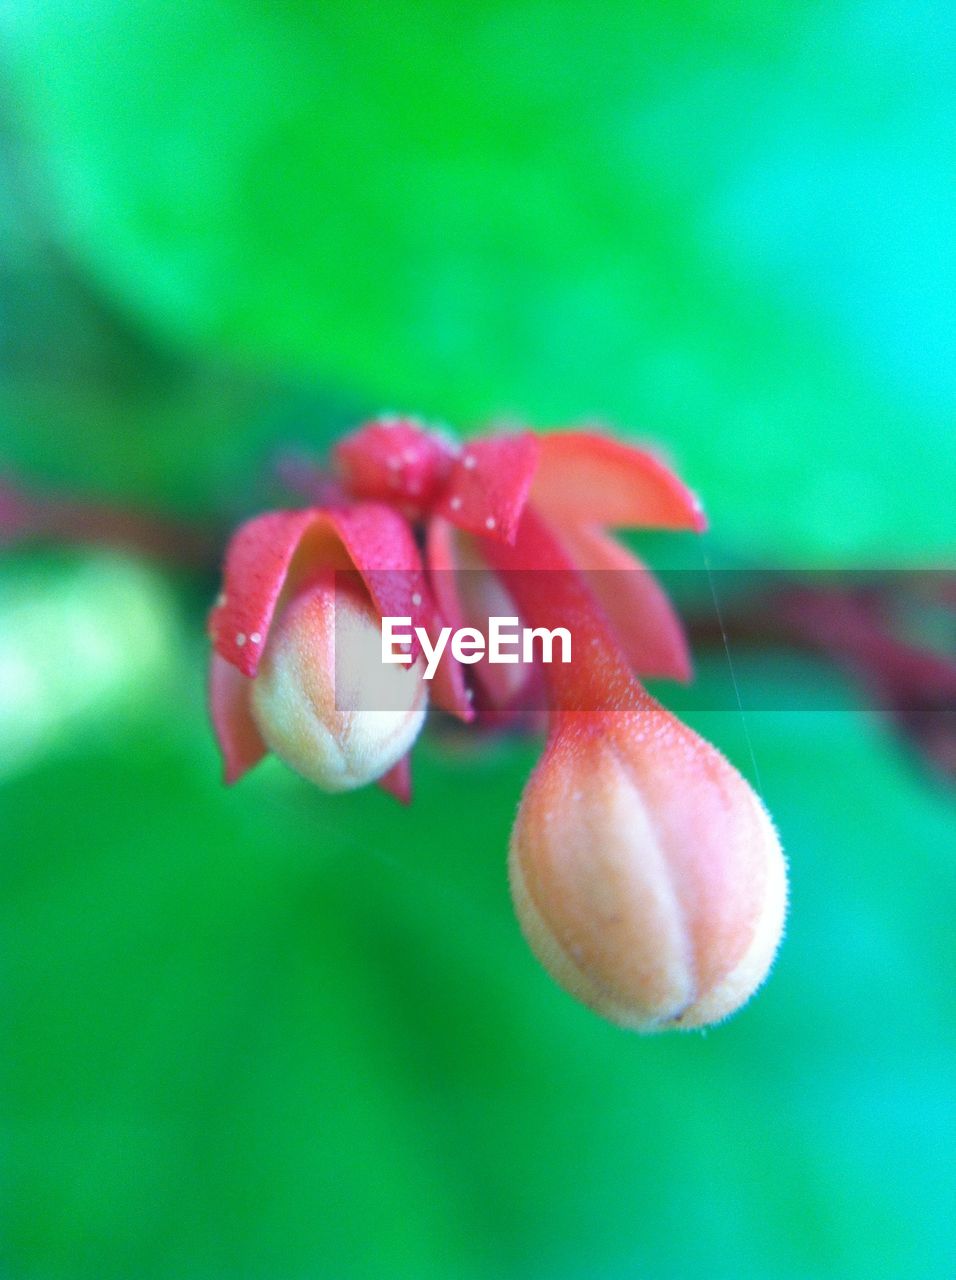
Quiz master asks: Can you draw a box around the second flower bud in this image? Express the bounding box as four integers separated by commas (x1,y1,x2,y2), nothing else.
250,574,428,792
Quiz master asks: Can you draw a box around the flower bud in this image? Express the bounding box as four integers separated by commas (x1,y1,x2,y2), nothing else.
509,706,787,1031
250,575,427,792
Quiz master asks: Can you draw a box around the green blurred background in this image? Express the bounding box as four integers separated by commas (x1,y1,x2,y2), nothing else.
1,3,953,1277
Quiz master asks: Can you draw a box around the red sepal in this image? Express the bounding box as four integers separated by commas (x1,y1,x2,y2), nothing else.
378,755,412,805
480,506,636,712
427,516,533,710
208,652,266,784
435,433,539,544
334,417,456,513
552,523,692,682
211,504,473,721
531,430,706,531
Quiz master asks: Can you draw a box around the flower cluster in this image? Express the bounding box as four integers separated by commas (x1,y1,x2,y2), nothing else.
209,417,786,1031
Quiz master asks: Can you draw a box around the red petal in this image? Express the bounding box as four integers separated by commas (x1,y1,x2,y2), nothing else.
211,505,420,675
211,503,473,720
211,508,341,677
427,516,534,709
552,523,692,681
378,755,412,804
334,416,456,511
531,431,706,531
426,516,469,631
479,506,636,712
435,433,539,544
334,504,473,721
208,652,267,784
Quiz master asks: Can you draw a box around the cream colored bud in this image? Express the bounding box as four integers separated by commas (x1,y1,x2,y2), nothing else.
250,577,427,791
509,707,787,1031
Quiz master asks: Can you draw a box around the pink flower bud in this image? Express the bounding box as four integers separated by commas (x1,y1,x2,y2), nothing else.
509,704,787,1031
250,575,428,792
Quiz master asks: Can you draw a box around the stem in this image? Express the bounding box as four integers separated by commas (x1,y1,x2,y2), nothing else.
3,471,953,777
1,473,221,568
684,581,956,780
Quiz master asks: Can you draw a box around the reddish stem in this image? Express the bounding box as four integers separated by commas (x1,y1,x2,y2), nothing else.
3,470,953,778
685,583,956,780
1,474,220,567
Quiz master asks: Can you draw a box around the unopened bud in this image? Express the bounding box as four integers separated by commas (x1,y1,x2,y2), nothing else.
250,576,427,791
509,706,787,1031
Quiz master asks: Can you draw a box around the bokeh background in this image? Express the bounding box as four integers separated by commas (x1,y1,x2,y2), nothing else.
1,3,954,1278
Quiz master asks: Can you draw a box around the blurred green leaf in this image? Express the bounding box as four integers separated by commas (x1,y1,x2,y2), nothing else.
0,552,179,777
2,1,953,560
0,237,354,514
3,629,954,1278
